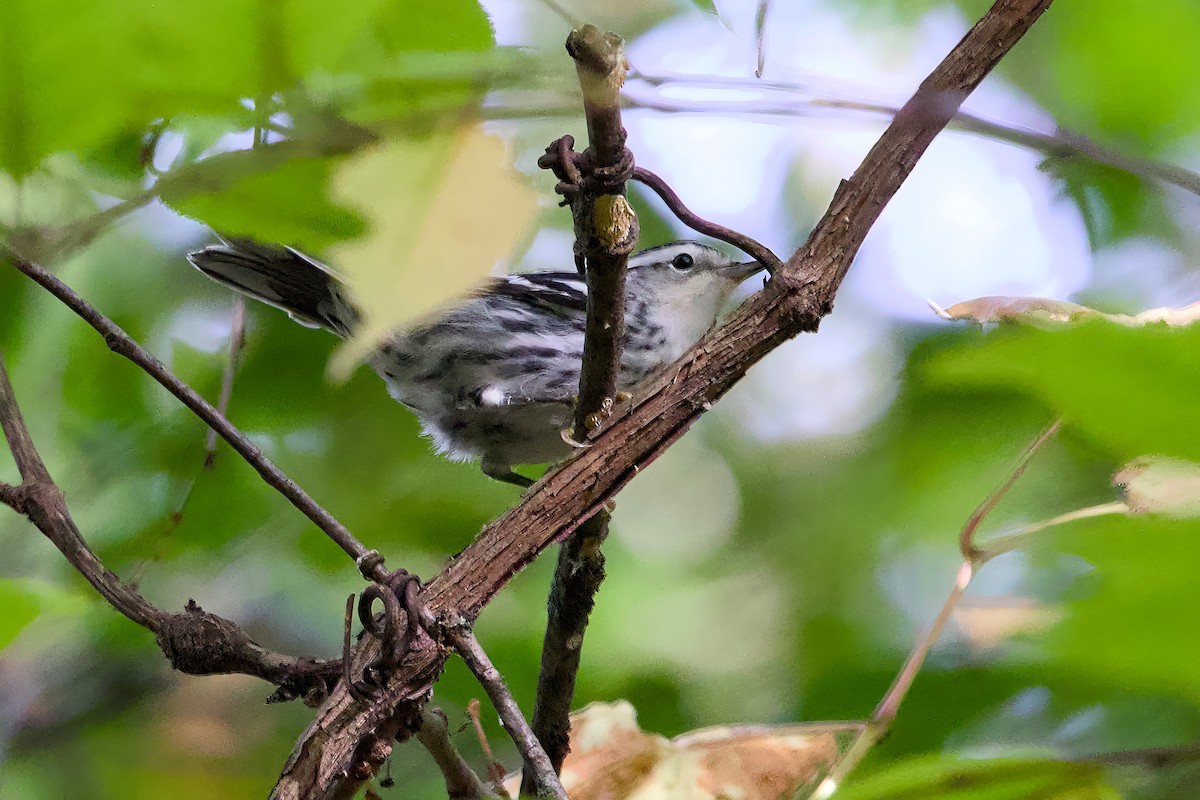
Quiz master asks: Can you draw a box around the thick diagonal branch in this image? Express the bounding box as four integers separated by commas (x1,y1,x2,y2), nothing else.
274,2,1055,797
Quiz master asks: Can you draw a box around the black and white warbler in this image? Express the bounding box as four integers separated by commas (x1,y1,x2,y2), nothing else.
188,239,762,485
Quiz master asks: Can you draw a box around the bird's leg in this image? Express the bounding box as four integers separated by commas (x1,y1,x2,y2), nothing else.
482,459,535,488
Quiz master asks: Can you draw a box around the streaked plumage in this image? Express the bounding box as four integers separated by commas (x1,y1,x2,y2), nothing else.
189,239,760,484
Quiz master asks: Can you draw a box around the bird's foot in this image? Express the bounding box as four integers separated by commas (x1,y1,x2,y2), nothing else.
481,460,534,488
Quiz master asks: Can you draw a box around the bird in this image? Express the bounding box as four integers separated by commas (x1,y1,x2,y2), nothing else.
188,239,762,486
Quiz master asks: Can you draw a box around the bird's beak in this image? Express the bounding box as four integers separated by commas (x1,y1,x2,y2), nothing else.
719,261,764,281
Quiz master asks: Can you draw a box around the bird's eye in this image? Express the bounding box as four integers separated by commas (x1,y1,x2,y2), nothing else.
670,253,694,271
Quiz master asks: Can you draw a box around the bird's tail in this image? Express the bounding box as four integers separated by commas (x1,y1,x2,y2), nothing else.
187,238,359,336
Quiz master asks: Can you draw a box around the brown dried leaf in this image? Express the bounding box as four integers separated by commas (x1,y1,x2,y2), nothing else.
512,701,843,800
1114,456,1200,518
932,296,1200,328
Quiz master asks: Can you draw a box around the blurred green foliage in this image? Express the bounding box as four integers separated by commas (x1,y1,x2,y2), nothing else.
2,1,1200,799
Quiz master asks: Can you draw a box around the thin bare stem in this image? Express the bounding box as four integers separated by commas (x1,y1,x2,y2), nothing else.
536,0,583,28
468,698,511,789
440,618,567,800
205,282,247,465
621,73,1200,198
811,562,973,800
980,501,1129,560
1,250,388,581
811,414,1064,798
0,356,52,487
754,0,773,78
960,420,1061,563
631,166,784,272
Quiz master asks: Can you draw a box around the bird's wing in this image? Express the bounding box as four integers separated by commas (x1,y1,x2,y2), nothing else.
483,272,588,315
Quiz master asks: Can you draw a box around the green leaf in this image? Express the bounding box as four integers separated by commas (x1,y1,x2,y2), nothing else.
0,0,493,178
167,156,364,252
835,756,1115,800
1043,515,1200,704
375,0,492,55
0,578,44,649
0,0,146,177
921,322,1200,462
1041,0,1200,148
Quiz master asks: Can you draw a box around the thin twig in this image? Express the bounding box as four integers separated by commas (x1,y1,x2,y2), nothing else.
126,478,199,590
980,500,1128,560
489,91,1200,198
812,564,973,799
207,109,264,464
535,0,583,28
754,0,773,78
811,419,1062,798
622,74,1200,198
468,698,510,788
960,420,1061,563
1,250,388,581
0,357,52,487
631,166,784,272
416,706,504,800
128,300,245,586
439,617,568,800
205,255,248,466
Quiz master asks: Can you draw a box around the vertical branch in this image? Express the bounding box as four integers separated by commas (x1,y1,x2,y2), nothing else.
205,251,247,466
528,511,608,776
204,110,264,464
567,24,638,429
528,25,637,790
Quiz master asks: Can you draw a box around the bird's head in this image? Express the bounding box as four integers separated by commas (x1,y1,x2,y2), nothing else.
628,240,761,318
